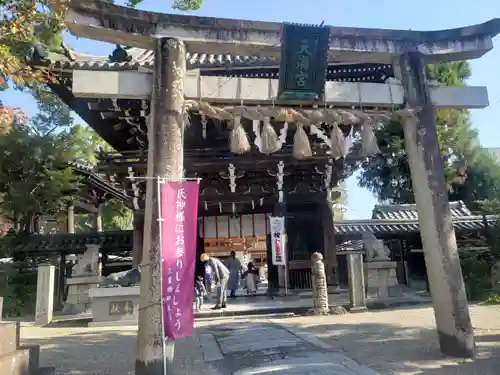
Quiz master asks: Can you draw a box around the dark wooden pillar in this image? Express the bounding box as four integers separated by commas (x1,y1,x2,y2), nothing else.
58,253,66,305
398,51,475,358
321,200,338,287
132,211,145,268
135,37,186,375
101,253,109,277
195,233,205,279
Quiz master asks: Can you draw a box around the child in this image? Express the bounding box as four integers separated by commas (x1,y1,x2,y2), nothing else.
194,276,207,312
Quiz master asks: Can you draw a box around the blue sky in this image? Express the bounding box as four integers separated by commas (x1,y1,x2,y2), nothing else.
4,0,500,219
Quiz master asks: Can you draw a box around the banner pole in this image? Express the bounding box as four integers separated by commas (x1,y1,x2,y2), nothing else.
156,178,169,375
284,264,288,296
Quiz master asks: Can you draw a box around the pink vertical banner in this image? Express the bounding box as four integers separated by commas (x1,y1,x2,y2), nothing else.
160,181,199,340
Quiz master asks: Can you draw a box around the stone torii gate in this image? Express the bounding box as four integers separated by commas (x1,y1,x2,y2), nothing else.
60,1,499,372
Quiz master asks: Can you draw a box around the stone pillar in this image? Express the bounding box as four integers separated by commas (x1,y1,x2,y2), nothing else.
347,252,366,312
321,200,338,287
136,37,186,375
132,211,145,268
35,265,55,326
310,252,329,315
398,51,475,358
67,204,75,234
93,204,103,232
63,244,103,314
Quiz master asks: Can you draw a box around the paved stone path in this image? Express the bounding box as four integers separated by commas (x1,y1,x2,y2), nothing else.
274,304,500,375
198,319,378,374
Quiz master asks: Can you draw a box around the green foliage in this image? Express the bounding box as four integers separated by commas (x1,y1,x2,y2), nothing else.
0,122,77,232
0,1,66,89
460,251,492,301
355,61,500,207
102,199,133,230
484,294,500,305
0,87,131,233
171,0,203,10
0,265,37,317
124,0,203,10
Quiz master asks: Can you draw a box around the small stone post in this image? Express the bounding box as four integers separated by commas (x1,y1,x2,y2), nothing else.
93,203,103,232
347,252,367,312
67,204,75,234
397,51,475,358
35,265,55,326
310,252,329,315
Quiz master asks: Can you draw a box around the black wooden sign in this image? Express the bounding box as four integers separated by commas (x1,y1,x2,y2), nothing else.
109,300,134,315
278,23,330,101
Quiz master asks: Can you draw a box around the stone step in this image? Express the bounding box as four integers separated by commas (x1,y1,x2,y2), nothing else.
0,344,39,375
0,322,19,355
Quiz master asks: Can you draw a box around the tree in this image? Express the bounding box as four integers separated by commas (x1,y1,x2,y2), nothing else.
354,61,500,207
0,0,202,90
0,86,132,233
65,124,133,231
0,120,76,232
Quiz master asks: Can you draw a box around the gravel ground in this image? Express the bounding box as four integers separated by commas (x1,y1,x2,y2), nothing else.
275,304,500,375
19,304,500,375
20,324,208,375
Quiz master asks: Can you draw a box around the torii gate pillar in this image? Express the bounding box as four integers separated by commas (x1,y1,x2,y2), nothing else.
398,51,475,358
135,37,186,375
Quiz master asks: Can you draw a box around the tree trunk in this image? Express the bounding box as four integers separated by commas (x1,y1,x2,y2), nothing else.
135,37,186,375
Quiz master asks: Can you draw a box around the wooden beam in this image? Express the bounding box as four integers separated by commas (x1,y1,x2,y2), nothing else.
71,70,489,109
63,1,500,63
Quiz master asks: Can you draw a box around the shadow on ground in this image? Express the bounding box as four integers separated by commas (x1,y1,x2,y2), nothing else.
21,325,207,375
22,330,137,375
279,305,500,375
19,304,500,375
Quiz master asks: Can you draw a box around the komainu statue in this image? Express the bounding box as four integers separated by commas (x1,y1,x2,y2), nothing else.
362,232,391,261
99,267,141,287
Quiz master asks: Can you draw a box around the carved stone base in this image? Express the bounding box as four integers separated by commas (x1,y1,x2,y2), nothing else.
364,261,402,301
88,286,140,327
307,305,348,316
63,275,104,314
330,306,349,315
348,306,368,313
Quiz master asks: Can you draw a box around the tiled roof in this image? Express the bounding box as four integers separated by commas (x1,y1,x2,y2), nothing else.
334,216,495,236
7,231,133,254
45,48,280,70
43,48,392,81
69,161,131,204
371,201,472,220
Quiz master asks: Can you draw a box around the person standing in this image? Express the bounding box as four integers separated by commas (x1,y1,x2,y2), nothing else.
227,251,242,298
200,253,230,310
242,261,259,295
204,262,213,295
